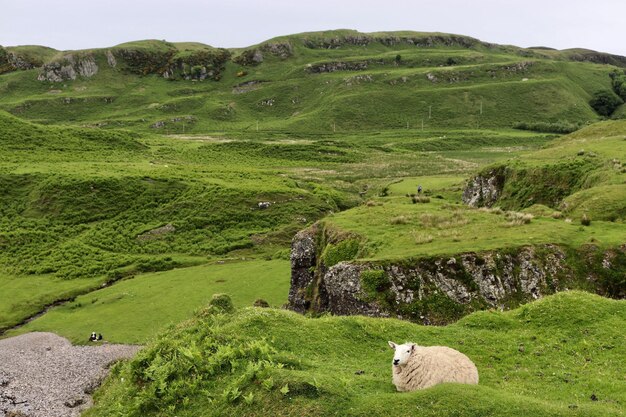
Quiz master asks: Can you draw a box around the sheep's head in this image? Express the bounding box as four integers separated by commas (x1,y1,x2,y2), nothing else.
388,341,415,367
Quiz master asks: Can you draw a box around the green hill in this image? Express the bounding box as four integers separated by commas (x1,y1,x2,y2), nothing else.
85,291,626,417
1,30,624,133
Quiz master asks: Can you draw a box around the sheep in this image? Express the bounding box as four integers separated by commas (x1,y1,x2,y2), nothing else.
388,341,479,391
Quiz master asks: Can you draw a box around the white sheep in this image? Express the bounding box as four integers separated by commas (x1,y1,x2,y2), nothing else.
388,341,479,391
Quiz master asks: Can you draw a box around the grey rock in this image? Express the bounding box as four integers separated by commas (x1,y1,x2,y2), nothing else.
288,228,317,313
105,50,117,67
462,168,505,207
37,55,98,82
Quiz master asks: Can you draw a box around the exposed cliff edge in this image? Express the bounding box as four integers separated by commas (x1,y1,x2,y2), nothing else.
288,223,626,324
38,54,99,82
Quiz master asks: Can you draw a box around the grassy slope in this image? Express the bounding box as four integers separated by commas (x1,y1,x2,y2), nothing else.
322,120,626,262
7,259,290,344
86,291,626,417
475,120,626,220
0,30,620,132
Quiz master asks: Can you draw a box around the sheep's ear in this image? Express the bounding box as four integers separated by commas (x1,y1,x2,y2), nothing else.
410,343,416,352
388,341,397,350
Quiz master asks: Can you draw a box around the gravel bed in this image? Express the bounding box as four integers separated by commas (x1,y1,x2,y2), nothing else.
0,332,140,417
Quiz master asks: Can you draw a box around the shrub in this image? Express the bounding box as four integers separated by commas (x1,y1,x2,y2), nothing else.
589,90,623,117
209,293,234,313
513,120,582,134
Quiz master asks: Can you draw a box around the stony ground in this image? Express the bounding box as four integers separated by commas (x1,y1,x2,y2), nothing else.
0,332,140,417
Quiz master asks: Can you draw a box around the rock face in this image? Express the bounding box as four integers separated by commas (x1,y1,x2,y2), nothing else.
306,61,369,73
38,54,98,82
462,167,506,207
289,228,318,313
288,226,626,324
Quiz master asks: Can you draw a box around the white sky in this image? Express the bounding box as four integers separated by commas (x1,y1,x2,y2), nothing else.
1,0,625,56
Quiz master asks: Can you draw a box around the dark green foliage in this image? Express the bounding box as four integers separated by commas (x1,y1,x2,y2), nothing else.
513,120,582,134
589,90,623,117
209,293,235,313
609,69,626,100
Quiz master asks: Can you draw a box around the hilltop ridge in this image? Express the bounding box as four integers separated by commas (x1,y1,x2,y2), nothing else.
1,29,624,132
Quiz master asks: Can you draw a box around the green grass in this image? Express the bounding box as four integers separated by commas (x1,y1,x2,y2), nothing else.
1,30,622,133
325,195,626,261
85,291,626,417
7,259,290,344
0,273,106,332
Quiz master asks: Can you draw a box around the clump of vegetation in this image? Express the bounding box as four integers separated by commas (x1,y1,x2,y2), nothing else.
209,293,235,313
504,211,533,226
390,215,410,225
411,231,434,245
412,196,431,204
589,90,623,117
359,269,389,299
513,120,582,134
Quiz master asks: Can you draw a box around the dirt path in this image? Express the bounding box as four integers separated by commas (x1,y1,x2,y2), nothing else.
0,332,140,417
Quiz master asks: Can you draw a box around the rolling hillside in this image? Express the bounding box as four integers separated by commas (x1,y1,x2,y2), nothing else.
1,30,624,133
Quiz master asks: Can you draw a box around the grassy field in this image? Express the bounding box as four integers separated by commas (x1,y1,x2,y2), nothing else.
1,30,625,416
6,259,290,344
85,291,626,417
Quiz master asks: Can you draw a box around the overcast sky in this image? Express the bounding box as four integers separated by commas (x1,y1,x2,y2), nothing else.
2,0,625,55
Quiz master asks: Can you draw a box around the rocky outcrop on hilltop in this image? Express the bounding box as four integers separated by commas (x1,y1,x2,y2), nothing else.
234,42,293,66
38,54,99,82
288,224,626,324
0,47,39,74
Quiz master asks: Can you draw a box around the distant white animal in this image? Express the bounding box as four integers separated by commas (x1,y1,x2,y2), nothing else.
258,202,271,209
388,341,479,391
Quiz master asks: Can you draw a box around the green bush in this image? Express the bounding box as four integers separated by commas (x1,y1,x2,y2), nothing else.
589,90,623,117
209,293,234,313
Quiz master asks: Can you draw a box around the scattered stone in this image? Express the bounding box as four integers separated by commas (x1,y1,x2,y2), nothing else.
0,332,139,417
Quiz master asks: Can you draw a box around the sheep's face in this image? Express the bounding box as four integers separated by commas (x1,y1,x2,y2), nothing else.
388,341,415,367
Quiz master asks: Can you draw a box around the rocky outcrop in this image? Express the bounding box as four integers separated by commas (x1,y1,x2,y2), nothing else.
260,42,293,58
106,50,117,67
0,47,39,74
302,34,485,50
37,54,98,82
288,225,626,324
233,49,264,66
306,61,369,73
234,42,293,66
462,167,505,207
288,228,318,313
